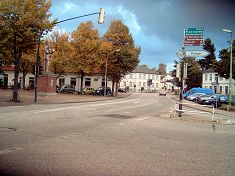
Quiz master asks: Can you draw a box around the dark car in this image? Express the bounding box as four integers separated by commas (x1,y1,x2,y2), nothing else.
118,88,127,93
94,87,111,96
58,85,76,93
203,99,221,108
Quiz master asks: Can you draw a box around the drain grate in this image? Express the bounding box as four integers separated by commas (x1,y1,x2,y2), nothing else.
0,127,17,132
103,114,136,119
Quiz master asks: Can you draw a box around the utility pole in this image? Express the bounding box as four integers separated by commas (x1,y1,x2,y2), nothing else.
179,47,186,117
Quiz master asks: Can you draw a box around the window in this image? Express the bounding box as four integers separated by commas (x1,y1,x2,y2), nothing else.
139,74,142,79
156,83,158,88
94,78,98,81
225,86,228,94
130,74,133,78
143,74,146,79
220,77,223,81
205,74,208,81
130,82,132,87
138,82,141,87
152,75,155,80
148,74,150,79
70,77,76,86
85,78,91,87
209,74,212,81
59,78,65,86
143,82,146,87
220,86,223,94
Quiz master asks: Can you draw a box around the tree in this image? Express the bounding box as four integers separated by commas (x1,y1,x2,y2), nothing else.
184,57,202,90
20,51,36,89
157,63,167,79
198,38,217,70
49,31,73,78
103,20,140,95
70,21,100,93
216,41,235,79
0,0,54,102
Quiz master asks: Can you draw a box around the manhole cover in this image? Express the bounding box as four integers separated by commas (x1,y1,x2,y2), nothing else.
104,114,136,119
0,127,16,132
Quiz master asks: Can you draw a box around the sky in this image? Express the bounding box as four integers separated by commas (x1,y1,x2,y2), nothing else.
50,0,235,72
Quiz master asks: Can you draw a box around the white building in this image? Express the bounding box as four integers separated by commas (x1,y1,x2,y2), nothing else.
119,65,161,92
202,69,235,95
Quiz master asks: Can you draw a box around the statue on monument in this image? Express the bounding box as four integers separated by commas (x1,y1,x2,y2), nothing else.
43,38,54,73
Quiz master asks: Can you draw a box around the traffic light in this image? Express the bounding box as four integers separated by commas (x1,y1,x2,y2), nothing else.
98,8,105,24
186,64,193,78
38,65,43,75
32,65,36,75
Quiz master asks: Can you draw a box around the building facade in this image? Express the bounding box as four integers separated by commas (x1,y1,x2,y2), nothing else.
202,69,235,95
119,65,162,92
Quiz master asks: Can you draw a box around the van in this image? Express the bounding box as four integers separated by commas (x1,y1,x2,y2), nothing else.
183,87,213,99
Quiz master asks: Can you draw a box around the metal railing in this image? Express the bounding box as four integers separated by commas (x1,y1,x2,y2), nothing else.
173,102,215,121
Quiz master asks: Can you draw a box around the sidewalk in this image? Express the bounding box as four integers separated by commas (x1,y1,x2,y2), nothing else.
168,93,235,124
0,89,131,107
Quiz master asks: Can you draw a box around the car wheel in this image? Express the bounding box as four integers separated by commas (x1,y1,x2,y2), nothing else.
82,91,85,95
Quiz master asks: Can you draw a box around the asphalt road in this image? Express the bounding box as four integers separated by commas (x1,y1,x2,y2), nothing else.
0,93,235,176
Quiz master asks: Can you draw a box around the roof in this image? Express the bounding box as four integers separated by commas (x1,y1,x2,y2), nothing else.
131,65,157,74
202,68,217,74
0,65,14,71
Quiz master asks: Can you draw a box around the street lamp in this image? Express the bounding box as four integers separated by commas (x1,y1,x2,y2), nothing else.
104,49,120,96
222,28,233,111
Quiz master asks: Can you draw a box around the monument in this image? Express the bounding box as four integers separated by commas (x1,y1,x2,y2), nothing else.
37,39,57,96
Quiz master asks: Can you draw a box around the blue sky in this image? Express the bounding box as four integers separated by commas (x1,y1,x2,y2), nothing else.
50,0,235,72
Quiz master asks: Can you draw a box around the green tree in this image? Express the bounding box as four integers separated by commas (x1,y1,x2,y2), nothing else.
184,57,202,90
0,0,54,102
70,21,100,93
198,38,217,70
216,41,235,79
103,20,140,95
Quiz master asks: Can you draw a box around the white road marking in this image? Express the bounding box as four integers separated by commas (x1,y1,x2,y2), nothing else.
136,117,150,121
0,147,23,155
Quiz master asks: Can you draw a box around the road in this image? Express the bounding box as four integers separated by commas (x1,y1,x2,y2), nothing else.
0,93,235,176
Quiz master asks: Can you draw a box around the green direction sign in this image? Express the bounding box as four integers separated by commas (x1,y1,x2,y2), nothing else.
184,28,204,36
184,28,204,46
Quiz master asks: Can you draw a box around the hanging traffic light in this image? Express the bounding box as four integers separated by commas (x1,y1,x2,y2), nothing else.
98,8,105,24
38,65,43,75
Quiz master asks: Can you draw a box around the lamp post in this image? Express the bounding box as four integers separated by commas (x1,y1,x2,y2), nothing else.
222,28,233,111
104,49,120,96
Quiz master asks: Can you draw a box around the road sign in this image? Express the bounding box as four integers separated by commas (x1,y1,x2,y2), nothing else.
184,28,204,46
176,49,209,58
185,50,210,57
176,50,184,58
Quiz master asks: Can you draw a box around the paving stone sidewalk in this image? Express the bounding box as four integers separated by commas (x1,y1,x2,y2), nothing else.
0,89,130,107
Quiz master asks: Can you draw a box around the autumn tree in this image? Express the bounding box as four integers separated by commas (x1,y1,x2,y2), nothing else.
198,38,217,70
70,21,100,92
157,63,167,79
49,31,73,78
20,51,37,89
103,20,140,95
0,0,55,102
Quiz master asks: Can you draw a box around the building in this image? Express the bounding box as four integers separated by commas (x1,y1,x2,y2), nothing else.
202,69,235,95
119,65,161,92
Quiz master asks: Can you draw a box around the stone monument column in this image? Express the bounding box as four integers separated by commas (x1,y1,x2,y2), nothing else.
37,39,57,96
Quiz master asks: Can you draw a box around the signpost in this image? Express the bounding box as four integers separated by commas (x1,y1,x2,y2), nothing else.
184,28,204,46
176,50,209,58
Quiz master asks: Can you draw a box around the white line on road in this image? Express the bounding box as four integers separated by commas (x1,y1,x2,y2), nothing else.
136,117,150,121
0,147,23,155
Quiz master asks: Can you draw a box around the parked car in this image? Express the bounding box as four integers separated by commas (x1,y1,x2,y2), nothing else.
187,93,206,101
118,88,127,93
82,87,95,95
183,87,213,99
203,99,222,108
159,90,166,96
58,85,76,93
197,94,217,104
94,87,112,96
